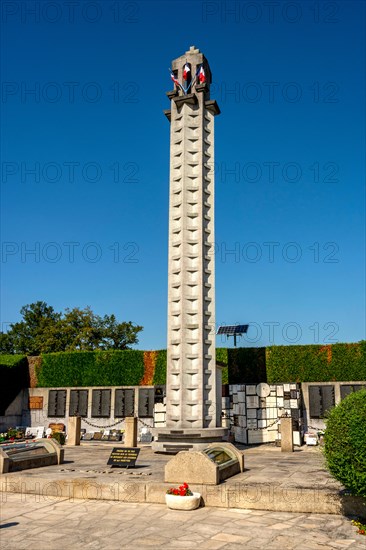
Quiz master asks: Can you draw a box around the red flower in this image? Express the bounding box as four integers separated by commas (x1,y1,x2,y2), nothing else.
166,482,193,497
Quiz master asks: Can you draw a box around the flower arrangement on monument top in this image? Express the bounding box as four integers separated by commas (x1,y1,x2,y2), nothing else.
166,482,193,496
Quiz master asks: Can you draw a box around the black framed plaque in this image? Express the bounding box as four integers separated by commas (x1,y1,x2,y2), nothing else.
107,447,140,468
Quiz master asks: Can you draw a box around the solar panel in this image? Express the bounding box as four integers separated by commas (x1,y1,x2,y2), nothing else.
217,325,249,335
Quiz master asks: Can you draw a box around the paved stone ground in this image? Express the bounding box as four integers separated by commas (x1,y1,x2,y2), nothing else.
0,493,364,549
1,442,343,488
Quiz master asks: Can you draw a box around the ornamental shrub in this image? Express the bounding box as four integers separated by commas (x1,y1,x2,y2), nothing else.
51,432,66,446
323,389,366,496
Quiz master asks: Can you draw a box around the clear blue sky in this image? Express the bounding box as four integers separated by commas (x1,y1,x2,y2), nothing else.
1,0,365,349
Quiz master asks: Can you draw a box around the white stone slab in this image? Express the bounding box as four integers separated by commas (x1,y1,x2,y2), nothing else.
247,409,257,419
245,385,257,395
266,397,276,406
267,407,278,419
238,403,246,416
276,386,284,397
248,430,267,444
237,391,245,403
238,416,247,428
246,396,259,408
235,429,247,444
247,419,258,429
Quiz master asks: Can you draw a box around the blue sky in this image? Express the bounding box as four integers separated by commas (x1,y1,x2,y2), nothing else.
1,0,365,349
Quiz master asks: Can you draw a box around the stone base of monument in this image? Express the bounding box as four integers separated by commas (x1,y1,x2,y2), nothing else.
151,427,228,453
164,442,244,485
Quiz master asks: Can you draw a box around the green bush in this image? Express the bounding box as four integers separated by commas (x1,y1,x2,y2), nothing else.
153,350,167,385
38,350,144,387
323,389,366,496
51,432,66,445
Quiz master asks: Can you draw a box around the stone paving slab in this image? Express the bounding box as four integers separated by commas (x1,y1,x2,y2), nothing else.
0,493,365,549
1,443,365,517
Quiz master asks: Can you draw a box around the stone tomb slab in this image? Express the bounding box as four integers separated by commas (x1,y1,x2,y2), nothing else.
165,443,244,485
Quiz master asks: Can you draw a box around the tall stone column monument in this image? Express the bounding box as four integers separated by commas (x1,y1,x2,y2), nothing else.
152,46,227,452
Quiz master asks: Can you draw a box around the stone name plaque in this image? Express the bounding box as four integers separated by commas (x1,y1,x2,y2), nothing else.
107,447,140,468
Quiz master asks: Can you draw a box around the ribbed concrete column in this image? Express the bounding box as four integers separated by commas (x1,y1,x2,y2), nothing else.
153,46,227,452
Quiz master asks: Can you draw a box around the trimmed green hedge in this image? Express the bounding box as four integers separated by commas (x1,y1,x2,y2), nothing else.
0,355,26,367
2,341,364,391
266,342,366,383
152,350,167,385
228,347,266,384
330,343,366,382
38,350,144,387
0,355,29,414
216,348,228,384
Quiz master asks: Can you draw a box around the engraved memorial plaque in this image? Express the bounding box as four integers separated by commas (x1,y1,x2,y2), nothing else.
138,388,154,418
91,389,111,418
107,447,140,468
69,390,88,417
29,396,43,410
115,389,135,417
48,390,67,417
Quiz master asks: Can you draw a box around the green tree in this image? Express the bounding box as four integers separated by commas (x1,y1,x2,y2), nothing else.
61,307,104,351
100,314,142,350
7,302,62,355
0,332,14,353
1,302,143,355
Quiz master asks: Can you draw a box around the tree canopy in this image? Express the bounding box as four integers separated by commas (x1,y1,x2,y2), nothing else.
0,302,143,355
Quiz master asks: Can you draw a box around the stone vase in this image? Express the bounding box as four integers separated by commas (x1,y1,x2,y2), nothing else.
165,492,201,510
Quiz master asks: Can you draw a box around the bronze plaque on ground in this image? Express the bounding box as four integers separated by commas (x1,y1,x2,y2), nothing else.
107,447,140,468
